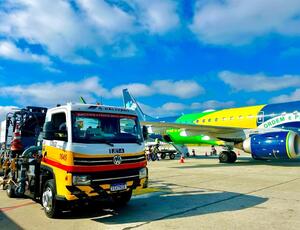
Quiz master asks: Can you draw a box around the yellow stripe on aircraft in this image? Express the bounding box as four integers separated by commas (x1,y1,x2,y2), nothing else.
194,105,265,129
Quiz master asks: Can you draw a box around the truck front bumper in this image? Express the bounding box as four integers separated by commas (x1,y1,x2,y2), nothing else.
61,174,148,201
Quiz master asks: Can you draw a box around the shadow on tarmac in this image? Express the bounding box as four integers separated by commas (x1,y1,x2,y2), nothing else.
93,190,267,226
0,211,23,230
61,188,267,226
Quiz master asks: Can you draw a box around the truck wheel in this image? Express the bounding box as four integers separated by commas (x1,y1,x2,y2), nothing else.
42,179,60,218
112,190,132,206
6,184,15,198
169,153,176,160
160,153,166,159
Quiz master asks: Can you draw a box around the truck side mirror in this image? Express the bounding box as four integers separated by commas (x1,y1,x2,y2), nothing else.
142,126,148,140
43,121,56,140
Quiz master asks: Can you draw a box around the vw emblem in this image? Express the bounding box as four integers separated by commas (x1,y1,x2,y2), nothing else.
113,155,122,165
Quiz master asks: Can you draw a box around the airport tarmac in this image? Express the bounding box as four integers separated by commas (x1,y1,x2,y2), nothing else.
1,147,300,230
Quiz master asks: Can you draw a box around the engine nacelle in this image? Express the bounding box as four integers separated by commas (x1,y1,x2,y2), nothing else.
243,131,300,160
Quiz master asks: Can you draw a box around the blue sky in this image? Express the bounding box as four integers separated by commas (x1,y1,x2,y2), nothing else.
1,0,300,119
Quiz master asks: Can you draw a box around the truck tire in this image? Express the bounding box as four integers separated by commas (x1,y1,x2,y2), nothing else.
112,190,132,206
169,153,176,160
42,179,60,218
6,184,15,198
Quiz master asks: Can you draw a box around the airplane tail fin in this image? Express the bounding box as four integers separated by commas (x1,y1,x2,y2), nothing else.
122,88,154,121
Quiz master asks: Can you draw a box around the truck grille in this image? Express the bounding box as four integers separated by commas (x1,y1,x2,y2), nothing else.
73,154,146,166
73,168,142,185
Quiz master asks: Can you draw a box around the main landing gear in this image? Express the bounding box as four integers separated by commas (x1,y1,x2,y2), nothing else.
219,150,237,163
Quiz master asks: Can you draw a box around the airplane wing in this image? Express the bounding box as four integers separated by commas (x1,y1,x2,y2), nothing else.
123,88,246,142
141,121,246,141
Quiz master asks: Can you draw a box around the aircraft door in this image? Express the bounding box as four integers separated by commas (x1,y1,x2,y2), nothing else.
257,111,264,124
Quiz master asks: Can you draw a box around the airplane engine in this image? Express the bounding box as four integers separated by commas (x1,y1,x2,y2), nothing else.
243,131,300,160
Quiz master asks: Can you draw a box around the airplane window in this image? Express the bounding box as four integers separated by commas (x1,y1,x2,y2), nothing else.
208,118,211,122
202,119,205,123
215,118,218,122
222,117,226,121
248,115,253,119
281,112,286,116
230,116,234,120
293,111,298,115
238,115,243,119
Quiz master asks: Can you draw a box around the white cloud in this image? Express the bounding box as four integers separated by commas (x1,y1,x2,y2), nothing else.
128,0,180,34
0,0,90,62
111,83,153,98
140,98,235,117
0,40,51,65
0,76,204,107
77,0,136,37
0,106,18,120
0,77,109,107
191,100,235,110
246,98,257,105
190,0,300,45
161,102,186,111
0,0,180,63
138,102,185,117
153,80,204,98
111,79,204,99
219,71,300,92
270,89,300,103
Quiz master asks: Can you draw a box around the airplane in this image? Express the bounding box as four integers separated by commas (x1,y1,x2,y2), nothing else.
123,88,300,163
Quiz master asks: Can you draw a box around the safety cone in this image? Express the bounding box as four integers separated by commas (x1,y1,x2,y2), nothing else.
10,124,23,152
179,156,185,163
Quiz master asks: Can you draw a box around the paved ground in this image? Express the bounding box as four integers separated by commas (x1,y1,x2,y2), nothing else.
1,147,300,230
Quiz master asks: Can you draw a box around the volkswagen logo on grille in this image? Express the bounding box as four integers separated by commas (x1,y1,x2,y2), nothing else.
113,155,122,165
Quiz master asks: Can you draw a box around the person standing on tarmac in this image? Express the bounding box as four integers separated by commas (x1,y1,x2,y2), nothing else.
154,138,160,161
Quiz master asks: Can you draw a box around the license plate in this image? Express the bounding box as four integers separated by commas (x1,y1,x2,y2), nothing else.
110,183,127,192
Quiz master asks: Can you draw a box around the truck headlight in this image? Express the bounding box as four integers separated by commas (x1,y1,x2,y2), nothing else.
73,175,91,185
139,167,148,179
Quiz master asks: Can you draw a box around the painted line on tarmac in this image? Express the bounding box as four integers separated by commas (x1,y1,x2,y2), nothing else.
0,201,35,213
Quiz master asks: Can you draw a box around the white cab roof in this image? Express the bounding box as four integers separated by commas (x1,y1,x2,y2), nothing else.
47,103,137,116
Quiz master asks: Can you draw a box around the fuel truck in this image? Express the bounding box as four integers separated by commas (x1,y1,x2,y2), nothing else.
0,103,148,218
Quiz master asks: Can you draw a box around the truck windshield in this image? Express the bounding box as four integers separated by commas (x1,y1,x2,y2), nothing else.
71,112,142,144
